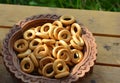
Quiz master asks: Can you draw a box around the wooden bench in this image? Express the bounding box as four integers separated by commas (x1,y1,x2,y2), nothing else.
0,4,120,83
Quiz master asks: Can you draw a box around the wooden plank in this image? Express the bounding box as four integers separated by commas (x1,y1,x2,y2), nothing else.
0,56,120,83
77,65,120,83
0,4,120,35
0,27,10,55
95,36,120,64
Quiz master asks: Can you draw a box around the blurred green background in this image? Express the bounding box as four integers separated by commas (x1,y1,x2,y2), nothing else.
0,0,120,12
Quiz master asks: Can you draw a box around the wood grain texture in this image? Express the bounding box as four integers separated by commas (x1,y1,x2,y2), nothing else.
0,4,120,34
95,36,120,64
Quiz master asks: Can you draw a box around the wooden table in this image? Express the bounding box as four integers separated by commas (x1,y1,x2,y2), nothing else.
0,4,120,83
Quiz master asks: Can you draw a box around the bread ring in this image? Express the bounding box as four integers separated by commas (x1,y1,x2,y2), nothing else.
29,53,39,67
41,23,52,34
34,44,49,59
36,32,49,39
60,15,75,25
71,23,81,36
70,39,83,50
52,46,64,58
53,20,63,27
39,56,54,69
53,27,63,40
23,29,35,41
59,40,71,53
20,57,34,73
42,63,54,78
49,26,56,39
14,39,28,52
53,59,67,74
34,26,41,33
71,49,83,64
57,49,71,62
55,71,69,79
42,39,56,45
17,49,31,58
72,35,84,47
58,29,71,42
29,38,42,50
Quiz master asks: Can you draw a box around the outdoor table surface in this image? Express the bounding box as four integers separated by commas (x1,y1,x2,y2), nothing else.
0,4,120,83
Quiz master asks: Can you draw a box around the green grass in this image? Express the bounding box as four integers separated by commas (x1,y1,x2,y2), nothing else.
0,0,120,12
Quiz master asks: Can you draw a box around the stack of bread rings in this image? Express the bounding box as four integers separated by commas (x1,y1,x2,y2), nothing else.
13,15,84,79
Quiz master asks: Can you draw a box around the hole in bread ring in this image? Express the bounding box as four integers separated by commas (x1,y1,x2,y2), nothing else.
41,23,52,34
71,23,82,36
57,49,71,62
58,30,71,42
53,59,67,74
14,39,28,52
71,49,83,64
20,57,34,73
23,29,35,41
42,63,54,78
60,15,75,25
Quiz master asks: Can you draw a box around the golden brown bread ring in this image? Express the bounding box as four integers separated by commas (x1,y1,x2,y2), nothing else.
39,56,54,69
52,46,64,58
29,38,42,50
20,57,34,73
55,71,69,79
57,48,71,62
36,32,49,39
33,44,49,59
71,49,83,64
23,29,36,41
70,39,83,50
14,39,28,52
34,26,41,33
42,39,56,45
41,23,52,34
53,59,67,74
53,20,63,27
72,35,84,47
71,23,81,36
42,63,54,78
17,49,31,58
58,29,71,42
59,40,71,53
49,25,56,39
59,15,75,25
53,27,63,40
29,53,39,67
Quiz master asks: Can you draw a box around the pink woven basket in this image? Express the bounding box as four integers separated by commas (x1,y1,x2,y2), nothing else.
2,14,97,83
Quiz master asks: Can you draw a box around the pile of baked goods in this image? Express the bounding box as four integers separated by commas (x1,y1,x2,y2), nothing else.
13,15,84,79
